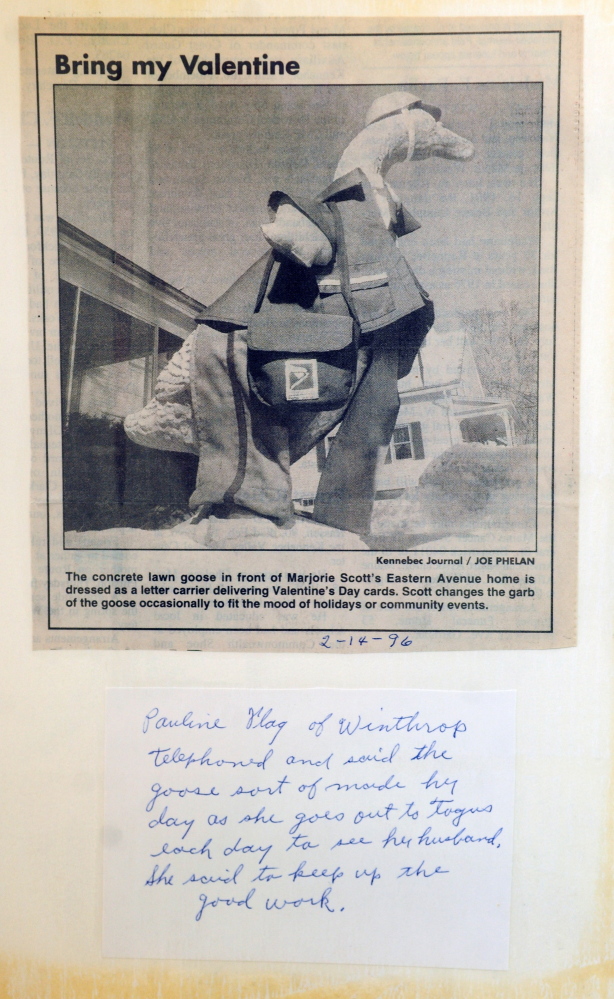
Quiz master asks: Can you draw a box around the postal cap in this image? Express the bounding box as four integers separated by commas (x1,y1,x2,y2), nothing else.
365,91,442,127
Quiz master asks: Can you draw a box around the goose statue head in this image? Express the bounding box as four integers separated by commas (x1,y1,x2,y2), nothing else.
262,91,474,267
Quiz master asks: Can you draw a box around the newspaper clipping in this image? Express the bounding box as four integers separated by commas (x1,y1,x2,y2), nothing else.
22,17,581,651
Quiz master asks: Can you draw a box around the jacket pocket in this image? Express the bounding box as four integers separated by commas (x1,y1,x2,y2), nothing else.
317,263,396,324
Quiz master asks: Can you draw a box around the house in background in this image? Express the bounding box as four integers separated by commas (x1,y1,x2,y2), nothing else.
58,218,206,533
58,217,205,424
291,329,520,510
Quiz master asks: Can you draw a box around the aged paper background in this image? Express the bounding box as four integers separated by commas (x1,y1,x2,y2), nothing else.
1,3,614,999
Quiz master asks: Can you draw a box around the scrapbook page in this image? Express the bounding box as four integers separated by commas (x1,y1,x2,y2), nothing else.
3,12,613,999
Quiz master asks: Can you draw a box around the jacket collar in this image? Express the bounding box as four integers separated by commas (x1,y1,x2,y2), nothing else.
317,167,367,203
318,167,420,235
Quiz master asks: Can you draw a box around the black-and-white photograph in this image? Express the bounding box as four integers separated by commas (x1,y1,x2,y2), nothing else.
56,81,541,552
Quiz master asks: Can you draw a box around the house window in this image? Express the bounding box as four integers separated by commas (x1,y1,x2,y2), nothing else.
157,329,185,377
60,281,183,421
384,422,425,463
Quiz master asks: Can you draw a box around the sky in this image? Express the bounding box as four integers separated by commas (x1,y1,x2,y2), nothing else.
55,82,542,329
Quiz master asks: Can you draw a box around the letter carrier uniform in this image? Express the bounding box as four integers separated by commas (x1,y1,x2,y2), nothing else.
128,168,434,536
190,169,434,534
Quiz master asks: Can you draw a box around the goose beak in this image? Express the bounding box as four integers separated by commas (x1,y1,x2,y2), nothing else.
413,122,475,162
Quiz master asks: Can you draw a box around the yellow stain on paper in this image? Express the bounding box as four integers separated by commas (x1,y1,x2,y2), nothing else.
1,957,614,998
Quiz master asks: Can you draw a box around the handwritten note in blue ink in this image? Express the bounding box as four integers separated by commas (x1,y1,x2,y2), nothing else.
104,689,515,970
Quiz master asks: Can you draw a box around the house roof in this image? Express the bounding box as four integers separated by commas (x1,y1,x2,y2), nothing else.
452,395,522,426
58,217,208,314
398,330,468,393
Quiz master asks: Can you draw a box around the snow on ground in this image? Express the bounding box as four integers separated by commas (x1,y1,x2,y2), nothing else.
368,444,536,551
65,513,368,550
66,444,536,552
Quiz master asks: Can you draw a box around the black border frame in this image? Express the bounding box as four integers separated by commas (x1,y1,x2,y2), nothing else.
34,29,561,636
